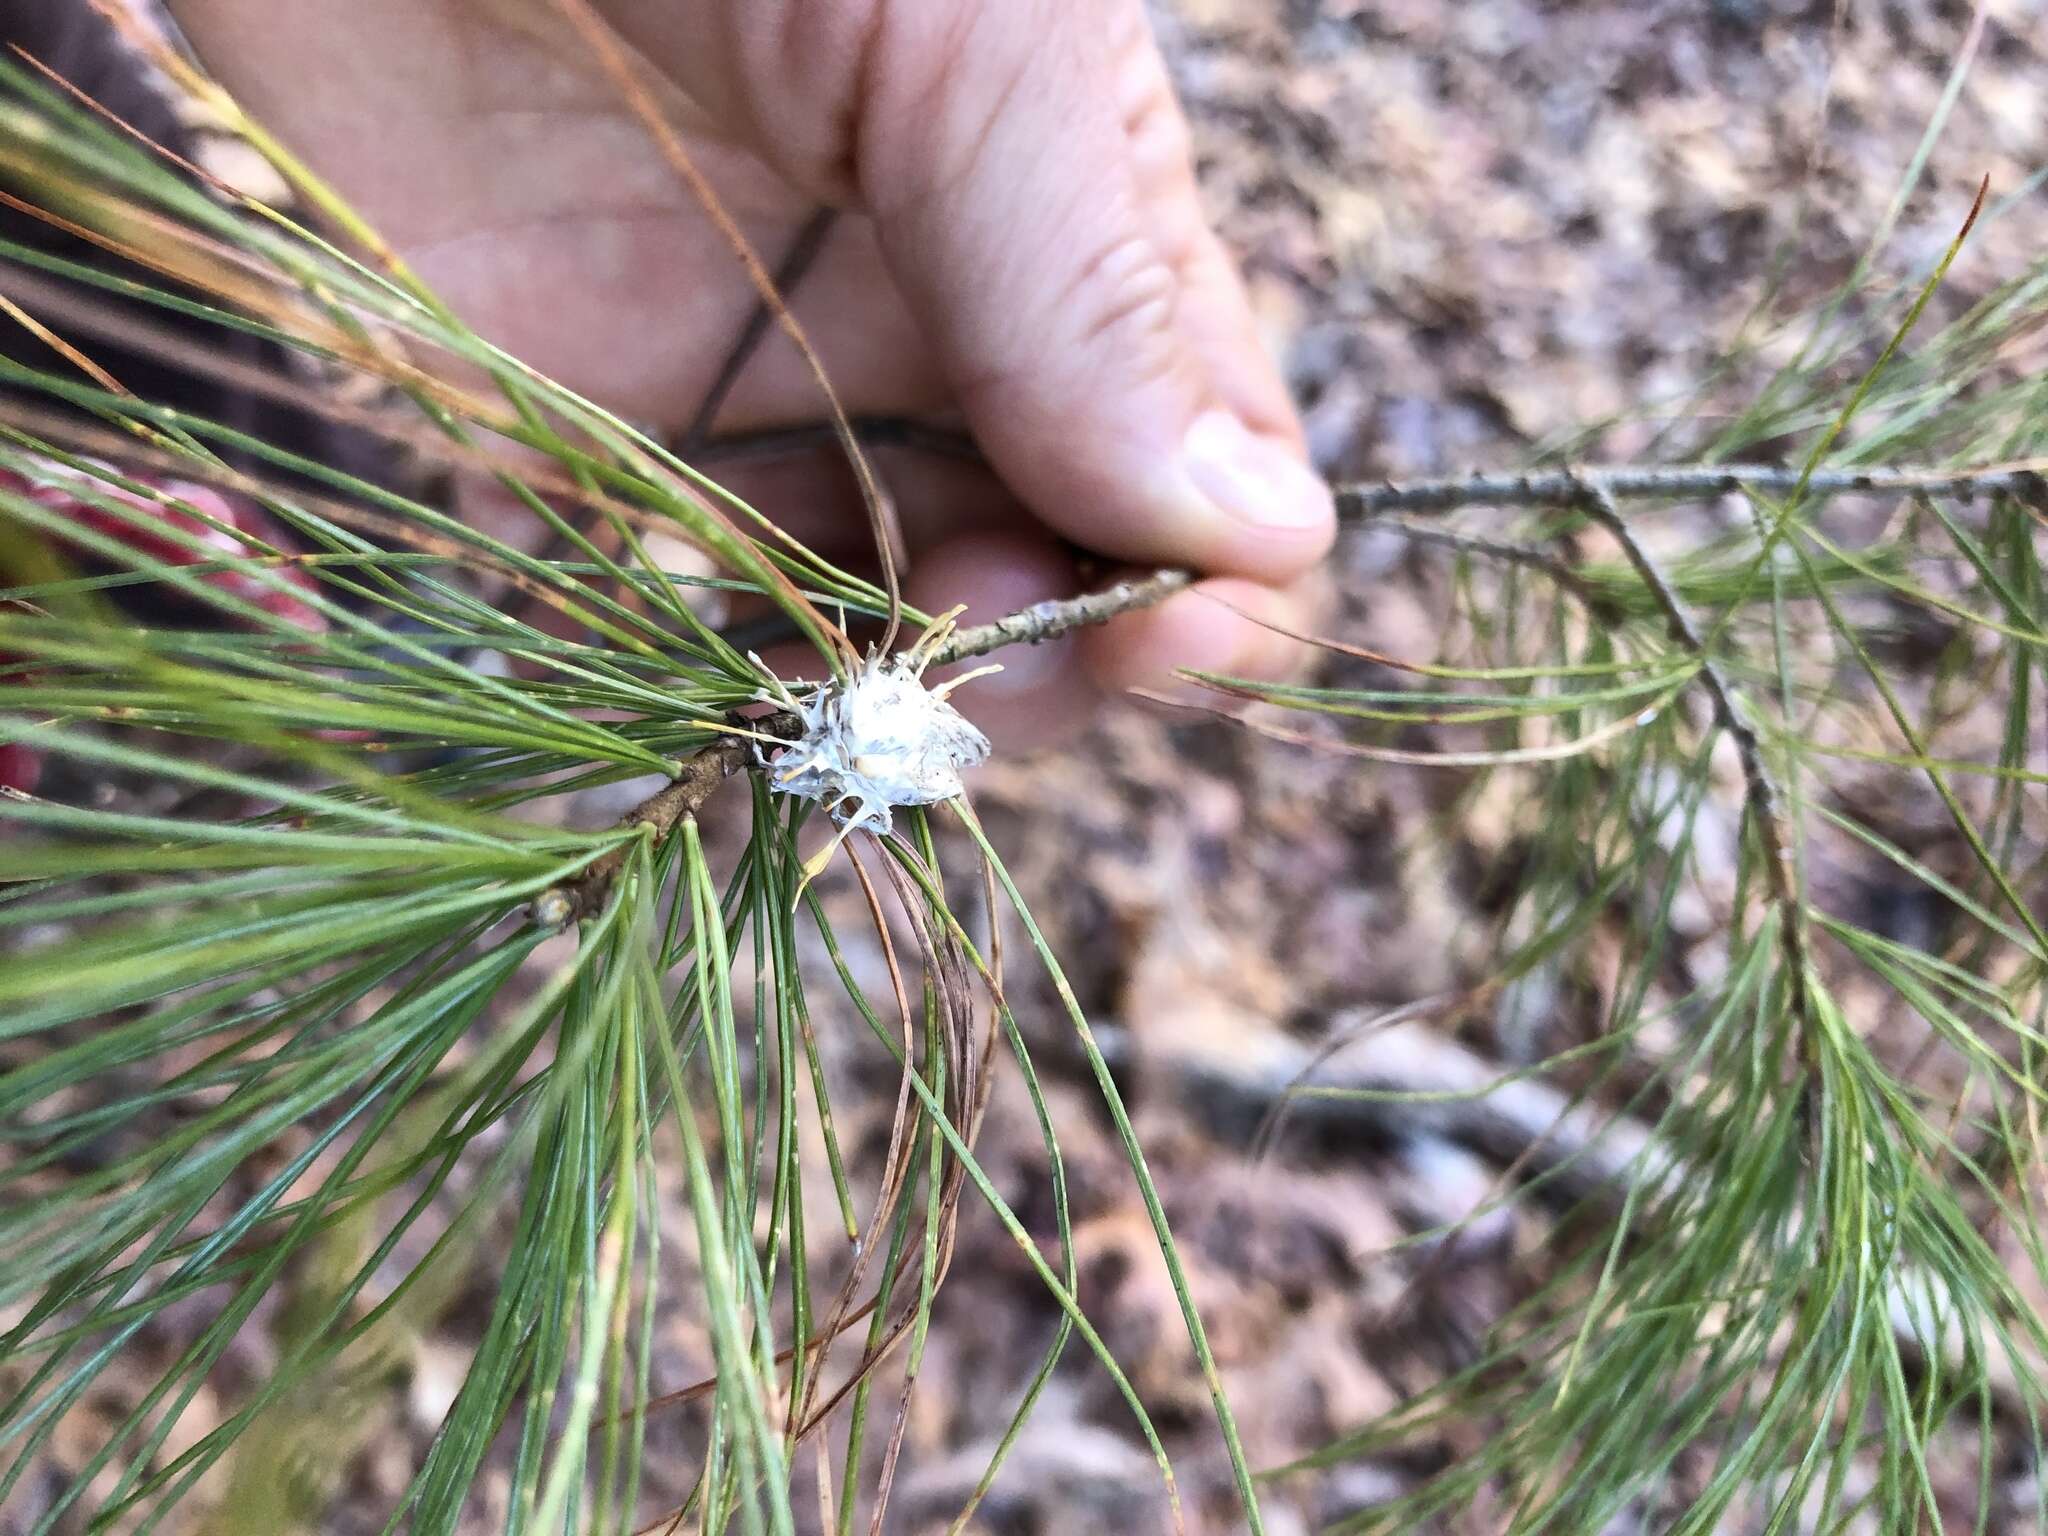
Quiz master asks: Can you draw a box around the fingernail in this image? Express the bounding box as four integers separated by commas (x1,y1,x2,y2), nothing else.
1180,410,1334,534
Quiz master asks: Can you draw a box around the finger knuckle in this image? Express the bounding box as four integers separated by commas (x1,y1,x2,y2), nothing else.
1063,228,1181,367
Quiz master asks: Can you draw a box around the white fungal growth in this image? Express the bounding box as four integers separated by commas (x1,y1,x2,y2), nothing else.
758,618,994,837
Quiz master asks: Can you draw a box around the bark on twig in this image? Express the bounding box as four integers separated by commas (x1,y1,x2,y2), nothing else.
532,716,797,927
931,568,1193,668
1336,461,2048,517
1573,484,1814,1020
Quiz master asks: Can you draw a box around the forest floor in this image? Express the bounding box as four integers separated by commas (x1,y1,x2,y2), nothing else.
17,2,2048,1533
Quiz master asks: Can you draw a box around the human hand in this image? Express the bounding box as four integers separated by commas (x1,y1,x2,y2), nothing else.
164,0,1336,742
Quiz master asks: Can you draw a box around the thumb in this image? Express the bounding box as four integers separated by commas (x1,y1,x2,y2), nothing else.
603,0,1336,585
856,2,1337,583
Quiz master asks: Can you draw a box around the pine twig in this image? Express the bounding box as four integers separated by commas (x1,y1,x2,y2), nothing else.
1572,482,1814,1021
931,568,1193,668
1336,460,2048,516
532,717,796,926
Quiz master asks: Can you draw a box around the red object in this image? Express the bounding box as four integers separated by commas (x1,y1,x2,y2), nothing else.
2,457,331,799
0,459,325,634
0,738,39,796
1,615,39,797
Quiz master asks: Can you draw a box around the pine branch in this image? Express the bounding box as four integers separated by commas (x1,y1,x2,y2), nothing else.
692,423,2048,509
694,439,2045,669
